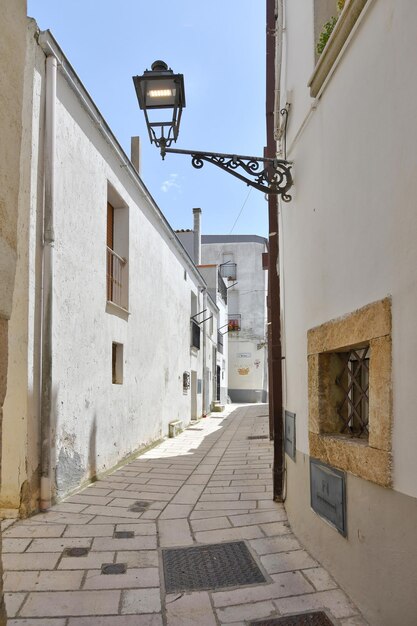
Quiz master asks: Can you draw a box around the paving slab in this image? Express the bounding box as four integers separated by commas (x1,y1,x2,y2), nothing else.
4,570,84,592
83,567,159,589
166,591,217,626
121,588,161,613
19,590,121,617
262,549,318,574
2,405,364,625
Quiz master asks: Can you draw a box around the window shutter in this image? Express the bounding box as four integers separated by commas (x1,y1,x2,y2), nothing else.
107,203,114,301
107,203,114,250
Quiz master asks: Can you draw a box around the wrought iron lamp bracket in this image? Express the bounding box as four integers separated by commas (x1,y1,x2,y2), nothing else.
161,147,293,200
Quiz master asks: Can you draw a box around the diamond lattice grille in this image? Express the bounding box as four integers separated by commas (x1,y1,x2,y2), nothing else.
336,346,370,438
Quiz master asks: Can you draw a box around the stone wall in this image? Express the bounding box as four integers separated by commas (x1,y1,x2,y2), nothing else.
0,0,27,621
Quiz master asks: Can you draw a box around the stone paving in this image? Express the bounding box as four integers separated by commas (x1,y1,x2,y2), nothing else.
2,404,368,625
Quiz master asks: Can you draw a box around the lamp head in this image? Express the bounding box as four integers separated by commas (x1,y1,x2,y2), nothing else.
133,60,185,155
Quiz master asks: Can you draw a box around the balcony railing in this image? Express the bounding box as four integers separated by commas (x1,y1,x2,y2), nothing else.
228,314,241,332
220,263,237,281
191,320,201,350
107,246,127,309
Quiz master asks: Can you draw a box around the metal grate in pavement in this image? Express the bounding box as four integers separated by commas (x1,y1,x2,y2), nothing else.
247,435,269,440
249,611,335,626
162,540,266,592
63,547,89,557
101,563,127,575
128,500,150,512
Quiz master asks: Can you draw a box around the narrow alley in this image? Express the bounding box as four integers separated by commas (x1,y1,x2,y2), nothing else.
2,405,366,625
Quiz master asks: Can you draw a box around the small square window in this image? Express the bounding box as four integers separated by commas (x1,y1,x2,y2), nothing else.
308,298,392,487
112,342,123,384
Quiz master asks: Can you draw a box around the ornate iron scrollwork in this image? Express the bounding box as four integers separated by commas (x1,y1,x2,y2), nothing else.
164,148,293,199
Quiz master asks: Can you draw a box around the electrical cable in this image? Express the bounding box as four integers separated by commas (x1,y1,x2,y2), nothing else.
229,187,252,234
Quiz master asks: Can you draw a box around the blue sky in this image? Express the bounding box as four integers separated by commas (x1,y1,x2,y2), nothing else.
28,1,268,237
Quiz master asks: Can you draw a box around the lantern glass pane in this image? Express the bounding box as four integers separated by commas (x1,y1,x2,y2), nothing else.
145,78,178,108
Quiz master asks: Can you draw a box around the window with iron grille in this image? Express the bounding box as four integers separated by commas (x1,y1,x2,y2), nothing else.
191,320,200,350
217,270,227,304
335,346,370,438
307,298,392,488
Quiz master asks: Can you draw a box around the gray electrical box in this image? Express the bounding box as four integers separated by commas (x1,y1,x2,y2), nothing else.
284,411,296,460
310,459,347,536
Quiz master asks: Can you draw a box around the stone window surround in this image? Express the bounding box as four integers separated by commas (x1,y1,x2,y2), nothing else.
308,297,392,488
309,0,370,98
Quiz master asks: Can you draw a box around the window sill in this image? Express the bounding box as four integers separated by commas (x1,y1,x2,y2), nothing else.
106,300,130,320
309,432,391,487
309,0,369,98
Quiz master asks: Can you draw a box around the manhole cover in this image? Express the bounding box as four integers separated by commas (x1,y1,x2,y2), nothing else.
129,500,150,512
162,540,266,593
63,547,89,557
249,611,335,626
247,435,269,440
114,531,134,539
101,563,126,575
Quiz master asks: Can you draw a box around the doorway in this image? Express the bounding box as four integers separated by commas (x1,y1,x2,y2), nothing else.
191,370,198,420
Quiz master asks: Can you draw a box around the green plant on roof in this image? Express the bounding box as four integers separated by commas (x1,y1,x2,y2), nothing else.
317,0,346,55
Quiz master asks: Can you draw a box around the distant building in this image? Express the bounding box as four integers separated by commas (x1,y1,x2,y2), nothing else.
176,209,228,411
202,236,268,403
177,224,268,404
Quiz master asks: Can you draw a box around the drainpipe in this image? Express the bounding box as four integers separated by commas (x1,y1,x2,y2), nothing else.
201,288,208,416
40,54,56,511
193,207,202,265
266,0,284,500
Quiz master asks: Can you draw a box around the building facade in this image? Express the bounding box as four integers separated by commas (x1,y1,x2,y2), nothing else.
197,264,228,408
201,235,268,403
0,1,28,620
1,23,210,516
176,209,229,410
274,1,417,624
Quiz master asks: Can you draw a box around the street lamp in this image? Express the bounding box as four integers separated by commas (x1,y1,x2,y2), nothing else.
133,61,293,199
132,60,185,151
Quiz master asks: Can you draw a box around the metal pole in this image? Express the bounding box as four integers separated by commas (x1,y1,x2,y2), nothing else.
266,0,284,500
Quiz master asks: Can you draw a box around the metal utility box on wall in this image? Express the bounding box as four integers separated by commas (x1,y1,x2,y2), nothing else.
310,458,347,536
284,410,296,460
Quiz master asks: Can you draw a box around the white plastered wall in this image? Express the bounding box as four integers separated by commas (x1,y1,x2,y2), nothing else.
281,0,417,498
202,240,268,401
2,24,206,507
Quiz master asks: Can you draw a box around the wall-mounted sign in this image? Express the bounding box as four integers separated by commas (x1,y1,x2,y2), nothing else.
237,352,251,358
